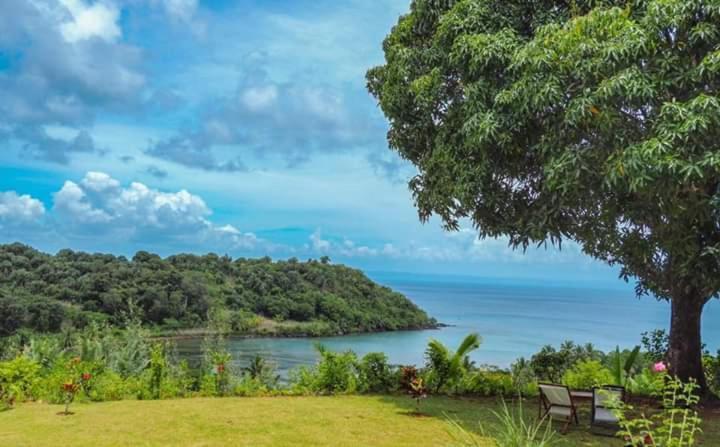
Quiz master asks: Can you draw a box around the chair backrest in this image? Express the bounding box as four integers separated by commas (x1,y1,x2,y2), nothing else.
593,386,625,409
539,383,572,406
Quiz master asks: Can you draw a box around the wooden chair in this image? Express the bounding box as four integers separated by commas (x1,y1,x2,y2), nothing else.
591,385,626,435
538,383,579,434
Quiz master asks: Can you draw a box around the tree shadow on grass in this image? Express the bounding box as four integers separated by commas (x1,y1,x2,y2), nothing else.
376,394,626,447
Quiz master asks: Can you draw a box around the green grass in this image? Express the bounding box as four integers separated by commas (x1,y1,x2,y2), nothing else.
1,396,719,446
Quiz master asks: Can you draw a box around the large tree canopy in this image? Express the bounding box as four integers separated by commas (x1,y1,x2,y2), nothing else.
368,0,720,391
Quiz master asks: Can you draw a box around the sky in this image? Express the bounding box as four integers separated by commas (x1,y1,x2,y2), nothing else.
0,0,629,285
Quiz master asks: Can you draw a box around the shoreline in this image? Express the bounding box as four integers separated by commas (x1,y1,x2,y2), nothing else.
152,322,449,341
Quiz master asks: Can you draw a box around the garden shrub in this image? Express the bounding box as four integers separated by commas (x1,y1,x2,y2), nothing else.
88,371,128,402
562,360,613,390
0,356,40,407
289,344,358,394
357,352,396,393
626,368,666,397
464,370,514,396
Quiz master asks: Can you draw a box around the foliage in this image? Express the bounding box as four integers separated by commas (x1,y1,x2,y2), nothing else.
612,376,703,447
367,0,720,388
0,356,40,408
408,377,427,413
425,333,481,393
0,243,434,337
449,399,557,447
510,358,538,397
702,351,720,396
641,330,670,363
243,355,280,389
608,345,642,387
463,369,514,397
357,352,396,393
290,344,359,395
399,365,419,392
529,342,600,383
562,360,613,390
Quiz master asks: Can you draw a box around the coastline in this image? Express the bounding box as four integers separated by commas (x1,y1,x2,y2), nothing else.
152,322,445,341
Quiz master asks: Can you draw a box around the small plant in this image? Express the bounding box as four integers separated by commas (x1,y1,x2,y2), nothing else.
408,377,427,414
424,333,481,393
399,365,419,391
447,400,557,447
610,346,642,386
211,351,232,397
243,355,280,388
611,376,702,447
148,344,168,399
60,380,80,415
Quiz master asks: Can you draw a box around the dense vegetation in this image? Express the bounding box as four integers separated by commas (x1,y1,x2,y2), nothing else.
0,325,717,445
367,0,720,391
0,243,435,336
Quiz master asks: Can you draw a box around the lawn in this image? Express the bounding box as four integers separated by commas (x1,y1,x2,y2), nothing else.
1,395,719,446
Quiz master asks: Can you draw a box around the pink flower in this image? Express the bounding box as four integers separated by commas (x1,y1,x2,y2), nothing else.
653,362,667,373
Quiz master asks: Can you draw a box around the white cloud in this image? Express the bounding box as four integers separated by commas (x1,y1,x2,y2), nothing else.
59,0,122,43
309,229,331,253
48,171,272,253
0,191,46,224
241,85,278,111
156,0,198,23
53,171,211,232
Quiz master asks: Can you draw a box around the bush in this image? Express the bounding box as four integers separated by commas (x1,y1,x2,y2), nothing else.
463,370,514,396
626,367,666,397
357,352,396,393
530,342,600,383
0,356,41,407
88,371,128,402
289,344,358,394
562,360,613,390
510,357,538,397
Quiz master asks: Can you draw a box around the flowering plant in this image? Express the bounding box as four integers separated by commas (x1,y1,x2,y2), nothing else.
408,377,428,413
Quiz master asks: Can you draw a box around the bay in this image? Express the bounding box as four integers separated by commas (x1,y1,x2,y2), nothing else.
175,272,720,377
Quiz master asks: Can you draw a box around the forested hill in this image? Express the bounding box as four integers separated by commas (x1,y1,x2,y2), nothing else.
0,243,436,337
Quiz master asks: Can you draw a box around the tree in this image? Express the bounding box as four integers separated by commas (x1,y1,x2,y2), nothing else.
425,333,481,392
367,0,720,392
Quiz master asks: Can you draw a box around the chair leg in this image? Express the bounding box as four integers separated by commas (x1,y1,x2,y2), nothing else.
562,418,571,434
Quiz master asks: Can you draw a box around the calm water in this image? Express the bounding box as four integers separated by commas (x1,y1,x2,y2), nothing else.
175,273,720,377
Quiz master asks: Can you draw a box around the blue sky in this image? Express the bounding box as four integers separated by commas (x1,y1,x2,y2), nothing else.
0,0,627,284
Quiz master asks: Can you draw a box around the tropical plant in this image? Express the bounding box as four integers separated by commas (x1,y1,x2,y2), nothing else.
529,342,598,383
408,377,428,414
367,0,720,392
609,345,642,387
448,400,557,447
243,355,279,388
612,376,702,446
510,357,538,397
425,333,481,393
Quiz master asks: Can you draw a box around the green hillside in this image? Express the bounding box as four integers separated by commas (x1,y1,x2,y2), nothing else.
0,243,435,337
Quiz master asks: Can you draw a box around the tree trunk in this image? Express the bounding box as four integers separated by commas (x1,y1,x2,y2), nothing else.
667,295,708,393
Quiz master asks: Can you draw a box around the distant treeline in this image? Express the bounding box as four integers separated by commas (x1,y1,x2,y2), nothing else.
0,243,435,336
